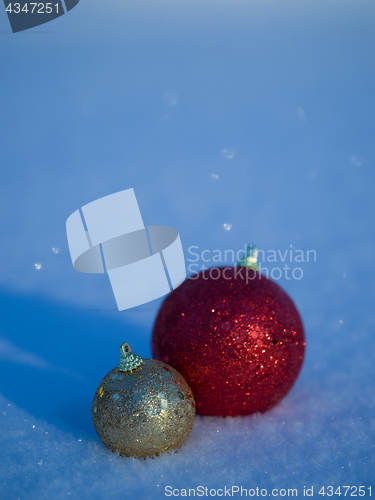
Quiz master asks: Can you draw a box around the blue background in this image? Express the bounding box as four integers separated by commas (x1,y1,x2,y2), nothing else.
0,1,374,498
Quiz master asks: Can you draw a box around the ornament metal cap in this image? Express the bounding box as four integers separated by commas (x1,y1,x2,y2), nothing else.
118,342,143,372
238,244,259,270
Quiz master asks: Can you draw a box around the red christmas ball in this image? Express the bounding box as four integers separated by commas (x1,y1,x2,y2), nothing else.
152,266,305,416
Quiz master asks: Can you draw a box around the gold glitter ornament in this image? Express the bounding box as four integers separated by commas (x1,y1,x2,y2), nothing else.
92,342,195,458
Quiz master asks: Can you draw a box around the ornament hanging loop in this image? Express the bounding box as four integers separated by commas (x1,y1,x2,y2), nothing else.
118,342,143,372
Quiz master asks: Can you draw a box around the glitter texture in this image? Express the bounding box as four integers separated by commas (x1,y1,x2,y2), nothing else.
118,342,143,372
152,267,305,417
92,350,195,458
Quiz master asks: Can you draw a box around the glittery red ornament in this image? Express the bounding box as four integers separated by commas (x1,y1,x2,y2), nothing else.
152,265,305,416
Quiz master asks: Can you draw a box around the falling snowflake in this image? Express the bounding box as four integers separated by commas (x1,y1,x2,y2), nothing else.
350,156,362,167
297,106,307,121
221,149,235,159
163,91,179,106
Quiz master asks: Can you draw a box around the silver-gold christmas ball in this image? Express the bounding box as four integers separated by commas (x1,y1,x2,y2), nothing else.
92,342,195,458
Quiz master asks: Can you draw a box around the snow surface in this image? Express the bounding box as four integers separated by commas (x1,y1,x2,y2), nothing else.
0,0,375,498
1,275,374,499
